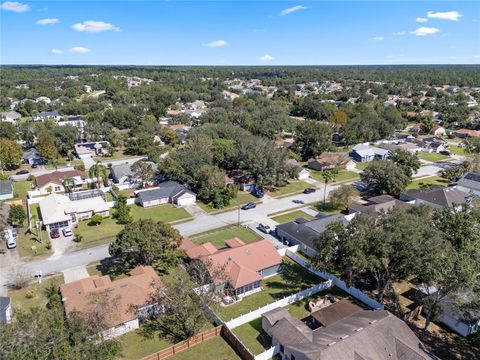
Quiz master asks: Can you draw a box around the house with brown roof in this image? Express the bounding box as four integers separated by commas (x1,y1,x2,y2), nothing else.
35,170,88,195
429,125,446,136
307,152,354,171
454,129,480,138
60,266,161,338
182,238,282,298
262,305,430,360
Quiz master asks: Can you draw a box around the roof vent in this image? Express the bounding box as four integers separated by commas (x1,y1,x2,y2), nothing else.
369,320,377,324
354,327,363,332
327,341,336,347
340,335,349,340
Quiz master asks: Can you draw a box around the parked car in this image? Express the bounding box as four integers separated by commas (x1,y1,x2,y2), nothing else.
3,229,17,249
251,187,264,198
303,188,316,194
258,223,270,233
15,169,29,175
439,150,452,156
31,164,38,169
50,228,60,239
241,202,256,210
292,199,305,204
62,228,73,237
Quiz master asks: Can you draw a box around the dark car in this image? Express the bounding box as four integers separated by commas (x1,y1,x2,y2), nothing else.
251,188,264,198
50,228,60,239
15,169,29,175
293,199,305,204
241,202,256,210
439,150,451,156
31,164,38,169
303,188,316,194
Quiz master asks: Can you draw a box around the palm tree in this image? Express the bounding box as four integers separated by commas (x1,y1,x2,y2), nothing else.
89,162,108,188
50,159,59,170
320,169,338,205
62,177,76,193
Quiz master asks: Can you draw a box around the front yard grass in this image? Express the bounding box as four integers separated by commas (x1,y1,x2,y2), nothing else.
191,225,262,248
447,145,466,155
354,162,369,171
17,228,51,258
271,210,315,223
267,180,310,197
417,152,451,162
216,259,325,321
130,203,192,223
310,169,359,184
8,274,64,312
197,192,260,213
75,217,123,250
13,180,33,199
407,176,450,190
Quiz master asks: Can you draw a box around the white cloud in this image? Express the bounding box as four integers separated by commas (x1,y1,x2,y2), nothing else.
280,5,307,16
411,26,440,36
392,31,406,36
0,1,29,12
416,17,428,23
204,39,227,48
51,49,63,55
72,20,120,33
427,11,462,21
259,54,274,61
373,36,384,41
69,47,91,54
36,18,59,25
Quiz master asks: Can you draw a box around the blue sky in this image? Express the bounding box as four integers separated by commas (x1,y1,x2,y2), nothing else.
1,1,479,65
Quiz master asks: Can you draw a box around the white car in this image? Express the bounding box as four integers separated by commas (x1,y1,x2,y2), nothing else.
4,229,17,249
62,228,73,237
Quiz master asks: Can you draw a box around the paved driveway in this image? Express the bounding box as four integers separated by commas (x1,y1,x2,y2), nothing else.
63,266,90,283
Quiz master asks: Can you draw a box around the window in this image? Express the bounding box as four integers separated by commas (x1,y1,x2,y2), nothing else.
54,186,61,191
280,345,284,353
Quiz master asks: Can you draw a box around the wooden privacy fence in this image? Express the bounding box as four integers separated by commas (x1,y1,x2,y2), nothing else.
141,325,222,360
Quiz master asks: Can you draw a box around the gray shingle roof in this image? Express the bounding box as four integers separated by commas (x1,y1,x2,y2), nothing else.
0,297,11,322
137,181,194,202
458,172,480,192
403,186,469,208
110,163,133,182
0,180,13,196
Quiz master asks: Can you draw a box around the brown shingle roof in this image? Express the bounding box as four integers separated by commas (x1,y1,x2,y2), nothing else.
60,266,161,327
35,170,87,188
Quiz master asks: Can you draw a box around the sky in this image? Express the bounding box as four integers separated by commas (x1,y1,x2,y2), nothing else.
0,0,479,65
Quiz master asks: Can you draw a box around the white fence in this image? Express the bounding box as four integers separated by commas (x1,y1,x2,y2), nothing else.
277,244,298,256
225,280,332,329
286,249,384,310
254,344,279,360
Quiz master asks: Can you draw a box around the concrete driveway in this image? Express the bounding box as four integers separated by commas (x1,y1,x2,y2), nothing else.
63,266,90,283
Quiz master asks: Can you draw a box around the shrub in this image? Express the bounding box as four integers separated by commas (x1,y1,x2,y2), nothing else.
73,234,83,243
25,289,36,299
45,240,52,250
74,163,85,171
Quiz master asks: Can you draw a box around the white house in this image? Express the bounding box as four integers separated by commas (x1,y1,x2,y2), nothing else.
1,111,21,123
136,181,196,207
298,168,310,180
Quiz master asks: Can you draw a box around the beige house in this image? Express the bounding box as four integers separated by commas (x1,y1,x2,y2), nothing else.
35,170,87,195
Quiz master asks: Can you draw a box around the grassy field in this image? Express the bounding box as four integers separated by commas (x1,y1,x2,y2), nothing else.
267,180,310,197
310,170,359,184
232,318,270,355
130,204,191,223
12,180,33,199
191,225,262,248
216,259,324,321
170,336,240,360
271,210,315,224
354,162,369,171
407,176,450,190
447,145,466,155
8,274,64,311
310,202,342,215
417,152,451,162
117,329,172,359
198,192,259,213
17,228,51,258
75,217,124,249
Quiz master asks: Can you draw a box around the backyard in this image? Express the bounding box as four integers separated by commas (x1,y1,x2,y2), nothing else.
12,180,33,199
216,259,325,321
271,210,315,223
417,152,451,163
406,176,449,190
190,225,262,248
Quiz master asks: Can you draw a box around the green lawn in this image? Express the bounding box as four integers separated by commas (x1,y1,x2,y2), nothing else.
447,145,466,155
130,204,192,223
267,180,310,197
407,176,450,190
117,329,171,360
310,170,359,184
216,259,325,321
417,152,451,162
191,225,262,248
13,180,33,199
170,336,240,360
197,192,259,213
271,210,315,224
232,318,270,355
354,162,369,171
8,274,64,312
17,228,52,258
310,202,342,215
75,217,124,249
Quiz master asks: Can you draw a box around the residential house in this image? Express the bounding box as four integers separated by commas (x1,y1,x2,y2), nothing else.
349,144,389,162
32,111,61,122
136,181,196,207
298,169,310,181
457,172,480,196
262,307,430,360
378,142,421,154
307,152,354,171
408,123,422,133
110,161,157,187
454,129,480,138
74,141,109,159
276,215,349,257
400,186,471,210
0,297,12,323
0,111,21,123
36,96,51,104
35,170,88,195
60,266,161,338
230,170,257,192
58,115,86,129
429,125,446,136
23,148,45,165
182,238,282,298
39,190,109,232
0,180,14,201
348,195,412,216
